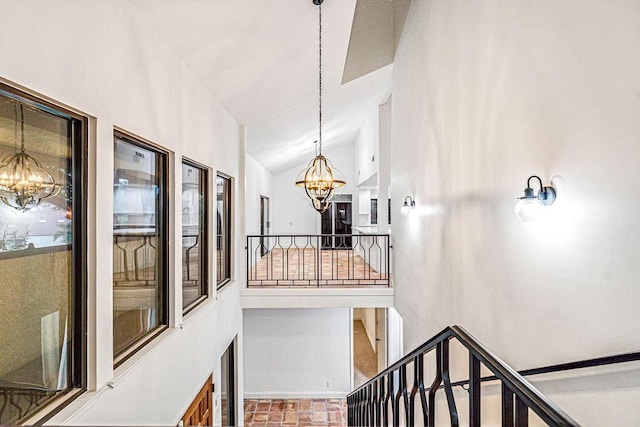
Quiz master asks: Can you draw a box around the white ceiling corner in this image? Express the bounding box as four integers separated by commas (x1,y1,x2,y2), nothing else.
129,0,392,173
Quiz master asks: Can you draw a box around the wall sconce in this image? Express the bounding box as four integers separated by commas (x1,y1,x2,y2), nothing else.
400,196,415,216
514,175,556,222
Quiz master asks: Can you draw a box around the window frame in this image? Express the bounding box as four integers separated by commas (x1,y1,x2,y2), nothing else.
112,129,169,366
181,157,209,314
216,172,232,290
0,82,88,424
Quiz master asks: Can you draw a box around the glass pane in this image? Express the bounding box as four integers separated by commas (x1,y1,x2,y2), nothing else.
113,135,165,359
321,206,332,248
334,202,352,247
182,162,207,311
0,96,74,423
370,199,378,225
216,175,231,287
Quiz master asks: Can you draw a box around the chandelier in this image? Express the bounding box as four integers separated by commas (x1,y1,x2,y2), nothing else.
0,104,58,211
295,0,345,214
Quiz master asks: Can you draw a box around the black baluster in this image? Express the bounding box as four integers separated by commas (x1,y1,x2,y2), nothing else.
408,356,419,427
441,339,459,426
371,381,378,426
400,364,410,426
376,377,383,427
427,343,443,427
370,382,376,426
365,384,373,426
383,372,391,426
393,368,402,427
502,383,514,427
360,387,366,426
515,396,529,427
469,353,481,427
416,353,429,427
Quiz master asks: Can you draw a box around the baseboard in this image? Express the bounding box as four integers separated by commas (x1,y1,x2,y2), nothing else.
244,391,349,400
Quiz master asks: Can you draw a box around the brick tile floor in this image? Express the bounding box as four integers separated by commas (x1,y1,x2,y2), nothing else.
244,398,347,427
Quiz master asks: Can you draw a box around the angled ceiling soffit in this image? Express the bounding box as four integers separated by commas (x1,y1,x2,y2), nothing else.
342,0,411,84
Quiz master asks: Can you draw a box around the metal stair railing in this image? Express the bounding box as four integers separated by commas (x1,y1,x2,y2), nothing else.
347,325,580,427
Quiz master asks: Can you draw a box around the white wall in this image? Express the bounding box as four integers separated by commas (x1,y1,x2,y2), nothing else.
386,307,403,366
354,107,379,187
245,154,274,236
243,308,351,398
377,98,391,232
0,1,244,425
391,1,640,425
271,143,355,235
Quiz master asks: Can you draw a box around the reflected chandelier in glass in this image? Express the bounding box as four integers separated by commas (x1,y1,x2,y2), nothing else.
0,104,58,210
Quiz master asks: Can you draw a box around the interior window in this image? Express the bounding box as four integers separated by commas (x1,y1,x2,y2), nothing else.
0,85,86,424
216,174,231,288
182,160,208,312
112,131,168,363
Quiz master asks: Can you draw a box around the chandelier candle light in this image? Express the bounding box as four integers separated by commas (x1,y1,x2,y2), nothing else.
295,0,346,214
0,103,58,211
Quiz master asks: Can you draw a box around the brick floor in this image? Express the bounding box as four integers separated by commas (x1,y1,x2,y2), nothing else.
244,398,347,427
248,248,389,287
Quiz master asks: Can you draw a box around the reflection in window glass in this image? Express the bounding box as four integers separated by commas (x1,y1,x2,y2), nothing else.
216,174,231,288
113,133,167,361
0,88,85,424
182,160,207,312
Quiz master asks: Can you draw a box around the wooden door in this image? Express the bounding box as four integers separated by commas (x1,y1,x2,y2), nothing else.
182,375,213,426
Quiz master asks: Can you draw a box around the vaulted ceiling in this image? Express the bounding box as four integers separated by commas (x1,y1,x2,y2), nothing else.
130,0,394,173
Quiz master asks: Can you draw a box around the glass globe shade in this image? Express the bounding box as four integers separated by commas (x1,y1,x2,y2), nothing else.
400,203,412,216
514,197,543,222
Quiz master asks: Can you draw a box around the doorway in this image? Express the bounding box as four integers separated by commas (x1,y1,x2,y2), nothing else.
321,195,352,249
221,340,236,427
352,307,387,389
260,196,270,256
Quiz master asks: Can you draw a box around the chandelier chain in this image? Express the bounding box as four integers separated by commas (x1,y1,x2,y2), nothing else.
295,0,346,214
13,103,18,154
318,3,322,153
20,104,25,153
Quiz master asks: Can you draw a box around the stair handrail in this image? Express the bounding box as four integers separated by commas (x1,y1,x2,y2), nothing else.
347,325,580,426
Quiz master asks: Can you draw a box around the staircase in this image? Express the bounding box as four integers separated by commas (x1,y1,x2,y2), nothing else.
347,325,580,427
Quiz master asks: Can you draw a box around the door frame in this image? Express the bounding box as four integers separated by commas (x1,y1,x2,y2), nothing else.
375,308,387,372
221,338,237,427
259,195,270,256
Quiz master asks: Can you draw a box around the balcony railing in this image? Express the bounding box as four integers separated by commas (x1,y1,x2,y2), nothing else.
246,234,390,287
